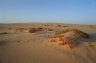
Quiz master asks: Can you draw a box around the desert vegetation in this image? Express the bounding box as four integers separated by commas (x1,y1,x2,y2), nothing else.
55,28,89,39
12,27,45,33
28,27,44,33
15,28,26,32
45,28,90,49
28,28,37,33
63,25,67,27
57,25,62,27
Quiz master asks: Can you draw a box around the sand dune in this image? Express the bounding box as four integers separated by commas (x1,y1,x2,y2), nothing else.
0,23,96,63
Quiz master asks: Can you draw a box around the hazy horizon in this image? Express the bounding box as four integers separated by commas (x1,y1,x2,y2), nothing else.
0,0,96,24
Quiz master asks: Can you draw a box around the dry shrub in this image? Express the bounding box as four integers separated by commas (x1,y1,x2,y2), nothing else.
8,28,12,30
44,24,49,26
89,25,93,28
63,26,67,27
37,27,43,31
50,38,57,43
89,44,94,47
28,27,43,33
15,28,25,32
51,25,53,26
29,28,37,33
55,29,66,36
57,25,61,27
48,29,53,31
15,27,44,33
38,27,43,29
44,28,53,31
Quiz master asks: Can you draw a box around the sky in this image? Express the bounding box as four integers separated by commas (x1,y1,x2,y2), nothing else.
0,0,96,24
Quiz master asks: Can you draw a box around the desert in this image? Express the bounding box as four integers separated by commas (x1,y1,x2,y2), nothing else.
0,23,96,63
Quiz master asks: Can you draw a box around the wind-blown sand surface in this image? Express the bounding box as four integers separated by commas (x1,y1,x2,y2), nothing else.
0,23,96,63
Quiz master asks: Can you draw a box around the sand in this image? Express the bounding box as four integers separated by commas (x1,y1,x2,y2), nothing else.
0,23,96,63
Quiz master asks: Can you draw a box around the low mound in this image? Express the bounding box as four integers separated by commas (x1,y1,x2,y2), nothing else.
55,29,89,39
45,36,78,49
14,27,44,33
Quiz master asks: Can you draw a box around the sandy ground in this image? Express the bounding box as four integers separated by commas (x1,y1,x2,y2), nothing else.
0,23,96,63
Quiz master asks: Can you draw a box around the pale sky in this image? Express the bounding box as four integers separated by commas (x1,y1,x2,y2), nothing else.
0,0,96,24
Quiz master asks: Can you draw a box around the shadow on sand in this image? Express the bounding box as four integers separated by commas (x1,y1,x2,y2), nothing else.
0,40,8,46
74,33,96,47
84,33,96,42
